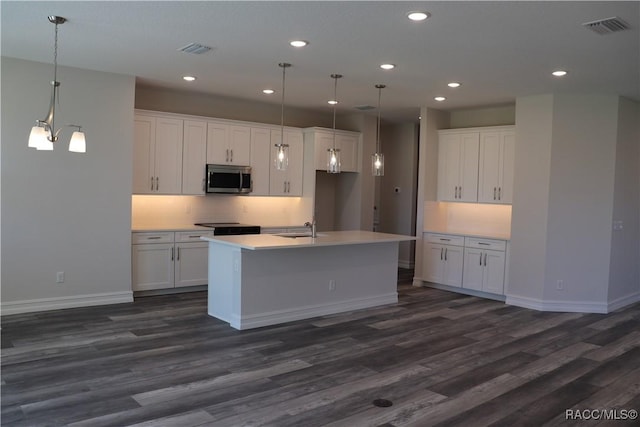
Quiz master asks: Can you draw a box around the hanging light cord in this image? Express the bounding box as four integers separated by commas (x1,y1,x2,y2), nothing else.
331,74,341,149
375,84,385,153
280,64,286,136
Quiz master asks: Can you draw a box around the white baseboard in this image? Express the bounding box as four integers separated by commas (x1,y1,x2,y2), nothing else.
607,291,640,313
506,294,609,314
1,291,134,316
230,293,398,330
398,259,415,269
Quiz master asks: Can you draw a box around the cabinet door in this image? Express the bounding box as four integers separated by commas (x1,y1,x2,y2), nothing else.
478,132,502,203
175,242,209,288
483,250,506,294
228,125,251,165
499,132,515,204
132,243,174,291
154,117,183,194
437,134,461,201
338,134,359,172
249,127,272,196
442,245,464,287
422,242,444,284
458,133,480,202
182,120,207,195
463,248,484,291
207,122,229,164
314,132,335,171
270,130,303,196
133,115,155,194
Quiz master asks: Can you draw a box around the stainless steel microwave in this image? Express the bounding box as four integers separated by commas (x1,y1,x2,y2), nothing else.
205,164,252,194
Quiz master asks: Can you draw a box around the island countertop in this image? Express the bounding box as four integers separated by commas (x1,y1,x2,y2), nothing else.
201,230,415,250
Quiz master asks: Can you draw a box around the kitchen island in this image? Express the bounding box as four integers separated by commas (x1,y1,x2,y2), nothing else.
202,230,415,330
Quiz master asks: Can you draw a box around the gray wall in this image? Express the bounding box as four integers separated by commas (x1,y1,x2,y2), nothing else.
1,57,135,312
378,122,419,267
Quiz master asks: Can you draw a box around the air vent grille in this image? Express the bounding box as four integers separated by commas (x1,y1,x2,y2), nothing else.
354,105,375,111
582,17,630,35
178,43,213,54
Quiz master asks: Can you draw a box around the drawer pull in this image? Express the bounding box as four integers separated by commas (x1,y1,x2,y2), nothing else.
147,236,162,240
439,238,451,241
478,242,490,246
188,235,202,238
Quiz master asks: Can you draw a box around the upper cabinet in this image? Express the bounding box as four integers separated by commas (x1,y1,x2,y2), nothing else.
437,131,479,202
182,120,207,195
437,126,515,204
269,129,304,196
478,130,515,204
133,114,183,195
207,122,251,166
305,127,361,173
249,127,272,196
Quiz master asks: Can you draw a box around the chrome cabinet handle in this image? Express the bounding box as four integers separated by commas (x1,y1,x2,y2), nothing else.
498,187,501,200
230,149,233,162
454,186,458,199
171,247,174,261
147,236,162,240
440,247,443,260
479,252,482,265
444,248,448,261
494,187,497,200
156,177,159,191
478,242,490,246
484,253,488,266
150,177,154,191
177,247,180,261
459,186,462,199
439,238,451,241
225,149,229,162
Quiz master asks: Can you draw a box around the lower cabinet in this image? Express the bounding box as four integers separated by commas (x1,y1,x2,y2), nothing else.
422,234,464,287
423,233,507,296
132,230,213,291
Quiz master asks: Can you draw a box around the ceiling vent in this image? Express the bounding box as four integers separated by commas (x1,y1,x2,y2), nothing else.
354,105,375,111
582,17,630,35
178,43,213,54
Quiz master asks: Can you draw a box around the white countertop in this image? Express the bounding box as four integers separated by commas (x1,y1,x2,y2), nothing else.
202,230,416,250
424,229,510,241
132,225,213,232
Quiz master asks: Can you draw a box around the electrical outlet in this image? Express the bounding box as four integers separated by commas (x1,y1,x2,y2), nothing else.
56,271,65,283
329,279,336,291
556,279,564,291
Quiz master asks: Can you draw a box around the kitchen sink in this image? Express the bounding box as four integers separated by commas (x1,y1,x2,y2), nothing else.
273,232,327,238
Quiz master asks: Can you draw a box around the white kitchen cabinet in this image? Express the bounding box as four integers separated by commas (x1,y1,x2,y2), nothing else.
182,120,208,195
462,237,506,294
437,131,479,202
132,231,212,291
249,127,272,196
422,233,464,287
207,122,251,166
270,129,304,196
307,128,360,173
478,130,515,204
133,115,183,194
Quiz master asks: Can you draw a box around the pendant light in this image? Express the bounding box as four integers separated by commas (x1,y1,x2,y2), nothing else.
28,16,86,153
327,74,342,174
372,84,386,176
274,62,291,170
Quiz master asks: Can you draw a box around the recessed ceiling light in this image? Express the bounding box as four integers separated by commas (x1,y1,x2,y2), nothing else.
552,70,568,77
380,64,395,70
290,40,308,48
407,11,430,22
182,76,196,82
328,100,338,105
263,89,275,94
434,96,446,102
447,82,461,88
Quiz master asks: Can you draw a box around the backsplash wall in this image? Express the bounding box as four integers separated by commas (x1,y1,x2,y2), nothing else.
132,195,311,228
424,201,512,238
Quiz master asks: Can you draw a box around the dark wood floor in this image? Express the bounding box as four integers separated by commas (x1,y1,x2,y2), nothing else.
2,271,640,426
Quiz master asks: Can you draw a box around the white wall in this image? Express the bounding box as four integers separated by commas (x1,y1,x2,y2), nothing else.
1,57,135,314
608,97,640,304
449,105,515,128
508,95,554,302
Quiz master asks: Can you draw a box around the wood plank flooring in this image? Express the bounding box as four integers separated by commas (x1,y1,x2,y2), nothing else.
2,271,639,426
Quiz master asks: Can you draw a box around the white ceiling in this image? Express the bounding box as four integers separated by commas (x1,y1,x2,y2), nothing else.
2,1,639,122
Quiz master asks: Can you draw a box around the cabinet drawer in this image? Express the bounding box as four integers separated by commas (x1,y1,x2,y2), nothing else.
132,232,174,244
424,233,465,247
175,231,214,242
464,237,506,251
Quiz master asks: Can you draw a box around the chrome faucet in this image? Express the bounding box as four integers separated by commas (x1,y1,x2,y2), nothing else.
304,218,317,238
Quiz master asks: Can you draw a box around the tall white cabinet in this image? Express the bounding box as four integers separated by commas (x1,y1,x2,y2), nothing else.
133,115,183,194
437,125,515,204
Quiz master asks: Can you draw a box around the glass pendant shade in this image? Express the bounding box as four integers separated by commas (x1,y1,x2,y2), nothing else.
275,143,289,170
69,131,87,153
28,126,48,149
372,152,384,176
327,148,341,174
